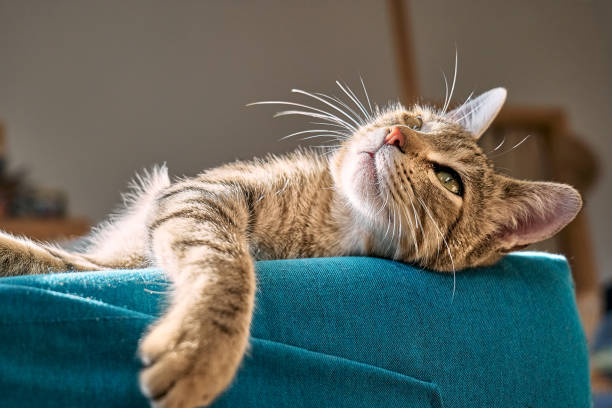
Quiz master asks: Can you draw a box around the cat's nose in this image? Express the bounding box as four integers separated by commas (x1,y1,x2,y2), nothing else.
384,126,405,151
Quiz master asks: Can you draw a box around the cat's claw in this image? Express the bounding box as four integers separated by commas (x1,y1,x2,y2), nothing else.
138,313,243,408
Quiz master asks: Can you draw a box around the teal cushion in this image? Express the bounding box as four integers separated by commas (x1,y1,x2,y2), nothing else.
0,253,590,407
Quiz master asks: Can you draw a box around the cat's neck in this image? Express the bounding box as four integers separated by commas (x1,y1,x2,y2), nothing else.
324,160,406,261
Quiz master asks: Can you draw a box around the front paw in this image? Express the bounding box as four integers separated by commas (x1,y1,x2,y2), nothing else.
138,311,248,408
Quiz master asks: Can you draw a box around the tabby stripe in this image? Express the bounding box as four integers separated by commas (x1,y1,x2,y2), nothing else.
149,209,231,233
211,319,237,335
180,197,238,230
170,238,234,256
187,257,243,274
209,304,243,319
276,182,290,234
244,189,257,236
158,181,237,201
223,284,250,301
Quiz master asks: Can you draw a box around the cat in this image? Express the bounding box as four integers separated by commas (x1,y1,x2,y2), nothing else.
0,86,581,408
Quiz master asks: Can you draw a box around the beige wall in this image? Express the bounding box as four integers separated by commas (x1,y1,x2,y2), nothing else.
0,0,399,218
0,1,610,279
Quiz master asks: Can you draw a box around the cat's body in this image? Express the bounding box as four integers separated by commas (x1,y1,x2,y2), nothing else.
0,87,581,408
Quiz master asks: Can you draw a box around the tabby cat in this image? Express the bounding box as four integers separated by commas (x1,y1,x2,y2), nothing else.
0,86,581,408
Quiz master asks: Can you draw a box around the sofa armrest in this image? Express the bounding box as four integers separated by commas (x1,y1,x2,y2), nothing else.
0,253,590,407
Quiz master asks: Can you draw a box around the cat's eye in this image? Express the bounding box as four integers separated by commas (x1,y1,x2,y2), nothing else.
403,115,422,131
434,165,463,196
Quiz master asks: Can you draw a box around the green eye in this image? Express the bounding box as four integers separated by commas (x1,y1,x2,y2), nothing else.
435,167,463,195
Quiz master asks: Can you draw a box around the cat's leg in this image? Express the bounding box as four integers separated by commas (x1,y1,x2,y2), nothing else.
139,185,255,408
0,231,104,276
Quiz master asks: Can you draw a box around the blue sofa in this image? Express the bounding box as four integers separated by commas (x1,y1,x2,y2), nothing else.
0,253,590,407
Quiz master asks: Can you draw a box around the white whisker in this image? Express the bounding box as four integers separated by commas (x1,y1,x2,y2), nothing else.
454,98,487,124
360,76,373,115
292,89,363,128
345,83,372,121
248,101,356,132
310,120,350,130
279,129,349,141
416,196,456,300
402,189,419,257
336,81,371,123
301,134,346,141
441,70,449,114
489,135,531,159
442,50,458,113
314,92,365,126
273,110,357,132
487,136,506,153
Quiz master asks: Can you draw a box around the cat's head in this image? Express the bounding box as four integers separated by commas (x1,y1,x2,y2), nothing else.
330,88,582,271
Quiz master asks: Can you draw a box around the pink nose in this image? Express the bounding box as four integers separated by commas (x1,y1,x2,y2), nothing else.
384,126,405,150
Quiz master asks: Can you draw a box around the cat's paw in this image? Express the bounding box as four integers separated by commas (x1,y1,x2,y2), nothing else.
138,311,246,408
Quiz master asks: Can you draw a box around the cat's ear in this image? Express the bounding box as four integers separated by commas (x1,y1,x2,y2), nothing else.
448,87,507,139
491,177,582,252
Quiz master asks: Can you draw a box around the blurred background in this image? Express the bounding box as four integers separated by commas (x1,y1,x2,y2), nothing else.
0,0,611,392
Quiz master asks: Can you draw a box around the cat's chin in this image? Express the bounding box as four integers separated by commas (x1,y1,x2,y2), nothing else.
335,148,389,218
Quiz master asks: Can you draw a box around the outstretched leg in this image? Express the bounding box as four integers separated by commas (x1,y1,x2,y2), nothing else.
0,231,103,276
138,182,255,408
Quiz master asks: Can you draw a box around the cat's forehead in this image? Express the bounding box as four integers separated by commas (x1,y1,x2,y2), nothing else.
369,103,494,171
373,104,476,141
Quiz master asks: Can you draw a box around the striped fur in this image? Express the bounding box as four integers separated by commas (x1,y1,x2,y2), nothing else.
0,87,581,407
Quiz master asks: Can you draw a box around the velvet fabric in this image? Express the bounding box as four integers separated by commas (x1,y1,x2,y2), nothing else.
0,253,590,407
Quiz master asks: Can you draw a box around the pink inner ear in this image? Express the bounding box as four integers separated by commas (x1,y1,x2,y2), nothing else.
497,185,582,250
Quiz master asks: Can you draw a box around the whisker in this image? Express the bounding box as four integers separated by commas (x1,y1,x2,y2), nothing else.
454,98,487,124
390,205,398,243
441,70,449,114
279,129,349,141
383,203,392,242
301,134,346,141
310,120,350,130
442,49,458,113
273,109,357,132
489,135,531,159
292,89,363,128
314,92,365,126
336,81,371,122
248,101,356,132
402,190,419,257
462,91,475,107
450,90,475,117
416,196,456,300
375,189,390,217
486,136,506,154
397,205,403,242
360,76,373,115
345,83,372,121
310,144,339,150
